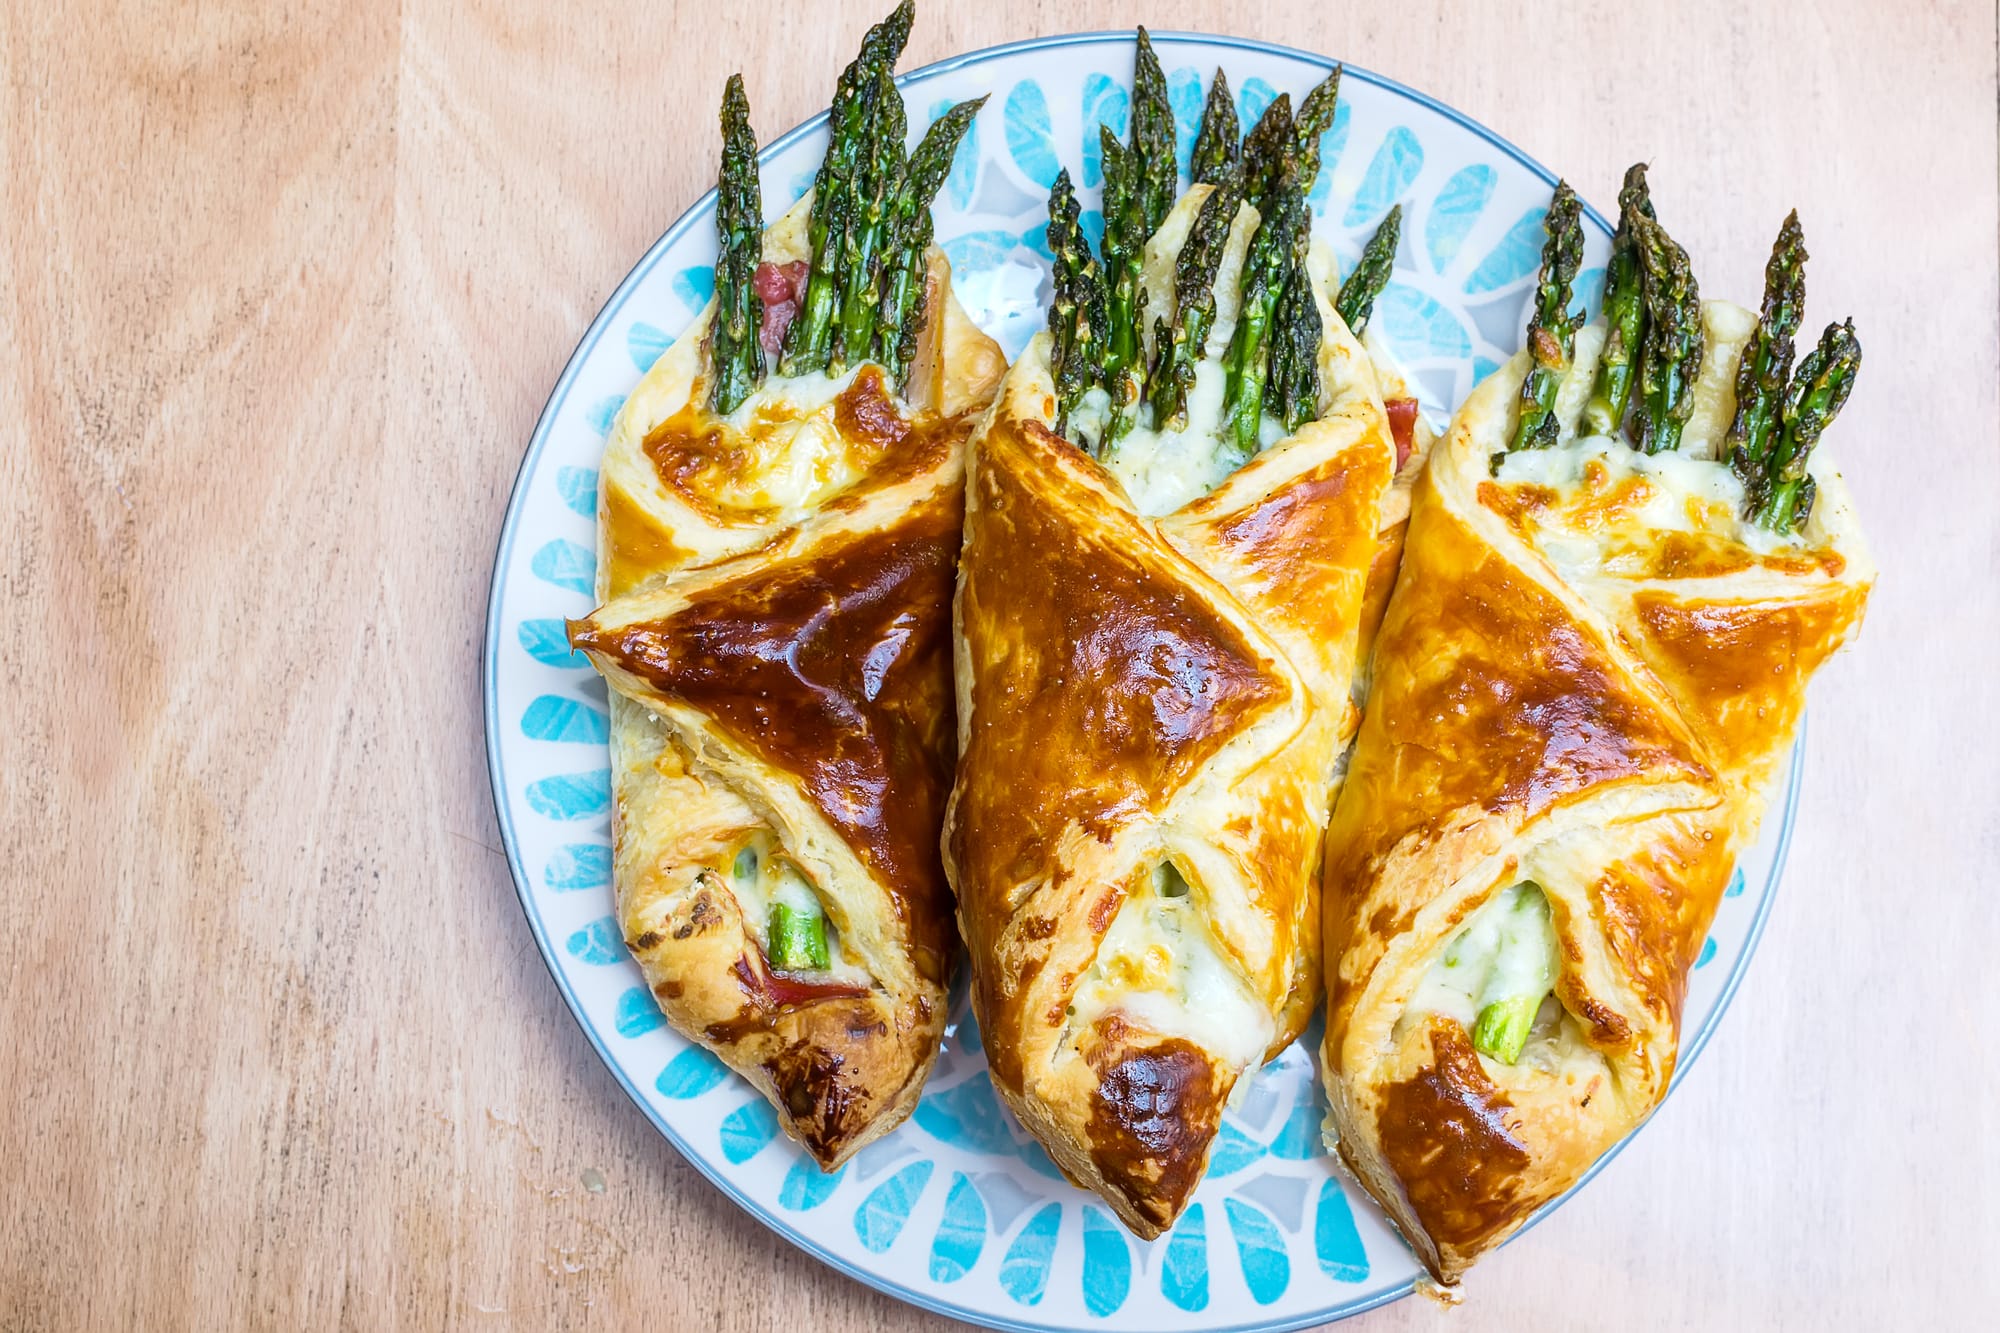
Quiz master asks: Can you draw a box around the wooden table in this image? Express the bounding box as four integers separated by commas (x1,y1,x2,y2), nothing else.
5,1,1995,1328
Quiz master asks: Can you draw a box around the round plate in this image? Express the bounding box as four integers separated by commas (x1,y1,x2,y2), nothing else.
484,31,1799,1332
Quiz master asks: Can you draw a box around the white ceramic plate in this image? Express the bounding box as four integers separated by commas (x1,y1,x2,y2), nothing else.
484,31,1799,1332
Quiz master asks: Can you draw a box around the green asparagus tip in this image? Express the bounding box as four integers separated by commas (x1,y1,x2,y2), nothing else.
1471,994,1541,1064
1335,203,1401,336
1508,180,1584,452
768,901,830,972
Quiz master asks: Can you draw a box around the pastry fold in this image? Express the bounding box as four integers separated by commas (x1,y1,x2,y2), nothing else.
944,190,1397,1236
1319,306,1873,1282
569,195,1005,1168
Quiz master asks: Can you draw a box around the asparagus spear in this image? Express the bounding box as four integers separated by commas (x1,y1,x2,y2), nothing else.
768,900,831,971
1220,170,1307,466
1147,168,1246,430
1240,93,1294,209
779,0,915,377
1269,258,1323,434
1469,884,1558,1066
832,65,907,373
1096,128,1147,444
1509,181,1584,451
1131,28,1176,237
874,96,987,387
1334,203,1401,336
1045,168,1109,437
1725,211,1808,485
1190,69,1239,186
1754,319,1859,531
1291,66,1342,191
1628,213,1704,454
1581,164,1658,437
710,74,766,416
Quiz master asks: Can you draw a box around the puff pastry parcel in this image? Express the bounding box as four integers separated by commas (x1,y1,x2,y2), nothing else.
567,11,1004,1169
1319,178,1874,1282
943,45,1403,1238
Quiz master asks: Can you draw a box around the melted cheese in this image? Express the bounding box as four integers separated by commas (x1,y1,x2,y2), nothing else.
667,365,882,518
1067,863,1274,1077
1404,883,1557,1034
724,833,872,985
1496,432,1798,561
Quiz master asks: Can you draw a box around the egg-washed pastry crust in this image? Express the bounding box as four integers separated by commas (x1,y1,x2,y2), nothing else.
568,194,1006,1169
1320,306,1873,1283
944,186,1398,1237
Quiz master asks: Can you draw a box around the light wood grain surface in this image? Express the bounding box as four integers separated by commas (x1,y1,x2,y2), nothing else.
4,1,1996,1328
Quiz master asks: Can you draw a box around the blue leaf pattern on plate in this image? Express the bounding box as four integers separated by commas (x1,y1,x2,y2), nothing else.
1425,165,1495,271
1575,266,1606,322
1080,1206,1130,1317
1003,80,1059,190
614,986,665,1038
671,266,714,313
942,230,1022,279
1726,867,1746,898
1168,66,1204,180
627,321,672,374
1696,936,1718,968
999,1202,1061,1305
555,466,597,517
530,539,594,596
778,1157,845,1212
720,1099,781,1164
518,618,588,668
564,915,625,965
544,842,610,892
655,1044,728,1100
855,1161,934,1253
1079,208,1105,258
1376,283,1472,360
1080,74,1129,189
1225,1198,1291,1304
913,1074,1063,1178
1205,1121,1266,1177
586,393,626,437
526,770,611,821
1161,1203,1209,1311
1465,205,1549,294
1237,77,1276,133
1270,1093,1326,1160
928,1173,987,1283
1344,127,1423,226
521,694,609,745
1313,1178,1370,1282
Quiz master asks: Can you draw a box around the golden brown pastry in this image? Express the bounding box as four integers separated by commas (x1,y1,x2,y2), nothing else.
944,48,1404,1237
566,18,1005,1169
1320,182,1874,1283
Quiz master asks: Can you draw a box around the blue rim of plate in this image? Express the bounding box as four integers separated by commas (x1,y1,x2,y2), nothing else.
482,28,1801,1332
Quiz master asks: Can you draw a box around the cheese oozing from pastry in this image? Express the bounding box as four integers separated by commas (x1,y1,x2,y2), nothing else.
1066,862,1274,1078
725,834,873,986
1398,882,1608,1077
652,364,898,520
1494,432,1799,561
1405,884,1557,1036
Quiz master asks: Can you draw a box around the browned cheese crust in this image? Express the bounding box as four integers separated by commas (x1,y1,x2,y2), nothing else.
565,196,1006,1168
945,251,1398,1237
1320,310,1874,1282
